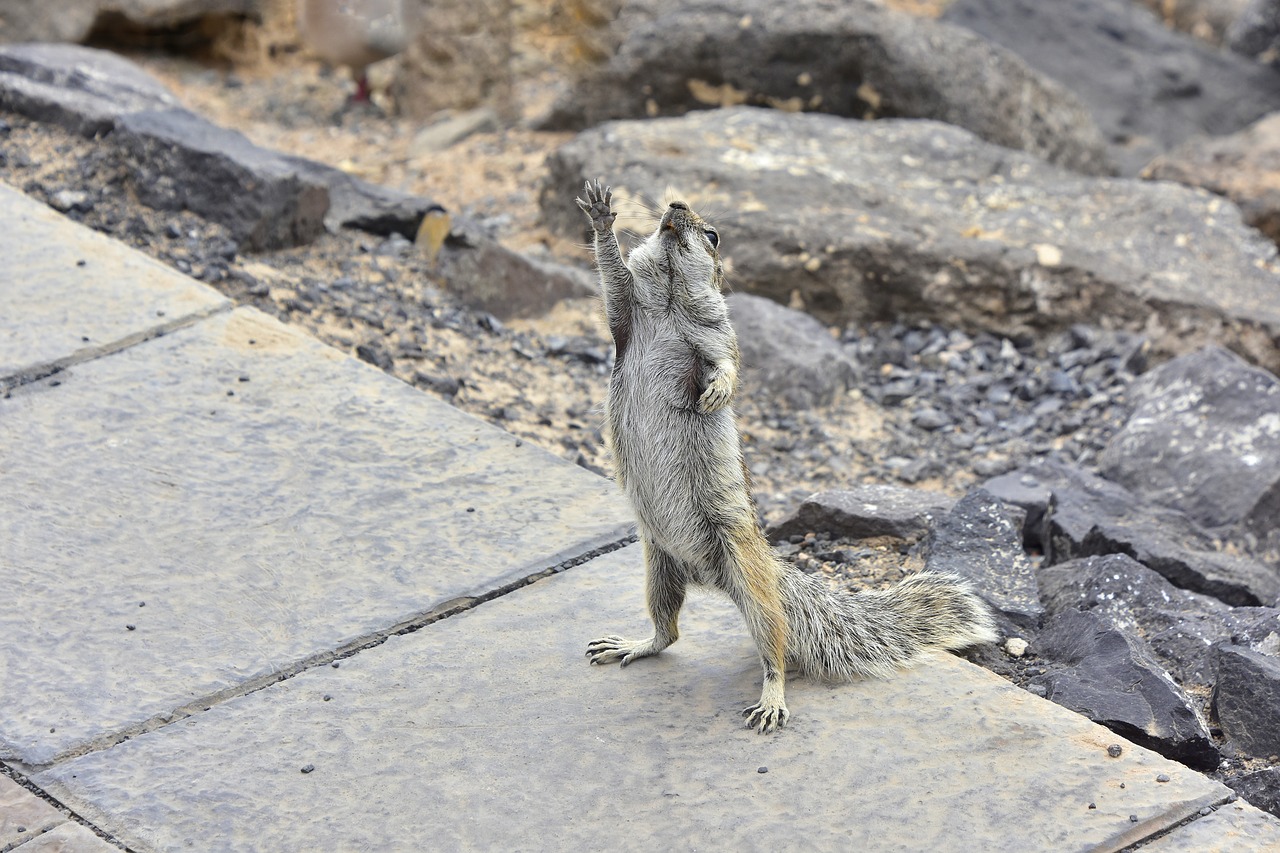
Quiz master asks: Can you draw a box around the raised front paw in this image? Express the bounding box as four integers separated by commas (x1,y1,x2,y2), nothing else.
575,179,616,234
742,699,790,735
697,366,736,414
586,634,655,667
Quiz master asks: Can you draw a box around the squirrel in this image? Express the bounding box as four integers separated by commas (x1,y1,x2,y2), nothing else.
575,180,997,733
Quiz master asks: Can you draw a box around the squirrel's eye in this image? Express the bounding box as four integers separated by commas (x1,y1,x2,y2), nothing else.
705,229,719,248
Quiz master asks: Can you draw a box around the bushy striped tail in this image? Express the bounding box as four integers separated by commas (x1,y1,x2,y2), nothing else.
780,565,998,681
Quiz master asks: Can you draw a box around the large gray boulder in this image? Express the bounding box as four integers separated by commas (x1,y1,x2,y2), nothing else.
542,108,1280,374
540,0,1110,174
1143,112,1280,246
1101,346,1280,555
0,0,258,44
726,293,855,409
943,0,1280,175
768,484,954,543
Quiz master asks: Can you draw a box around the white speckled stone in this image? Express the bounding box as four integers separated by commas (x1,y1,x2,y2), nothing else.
0,307,631,766
0,181,228,382
36,545,1236,853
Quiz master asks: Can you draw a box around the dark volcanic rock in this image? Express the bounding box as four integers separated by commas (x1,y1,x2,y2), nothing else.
1038,553,1253,686
114,109,329,251
1030,459,1279,607
981,471,1053,548
0,43,180,135
542,109,1280,374
943,0,1280,175
1228,768,1280,818
283,155,439,240
768,484,954,543
1101,346,1280,558
924,489,1043,628
1143,113,1280,246
1031,608,1219,771
540,0,1110,174
728,294,856,409
1212,644,1280,758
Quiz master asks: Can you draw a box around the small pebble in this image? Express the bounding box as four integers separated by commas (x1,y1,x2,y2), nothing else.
1004,637,1028,658
1199,807,1212,816
300,764,315,774
1120,783,1126,789
1087,803,1095,810
1156,774,1170,783
331,661,340,668
126,624,136,631
1107,744,1123,758
466,507,476,513
323,695,332,702
757,767,768,774
1129,815,1138,823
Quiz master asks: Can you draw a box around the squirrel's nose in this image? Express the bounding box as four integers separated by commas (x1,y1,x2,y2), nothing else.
668,201,689,210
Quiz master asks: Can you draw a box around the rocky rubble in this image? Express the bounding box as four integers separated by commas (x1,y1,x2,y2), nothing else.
768,347,1280,803
544,106,1280,374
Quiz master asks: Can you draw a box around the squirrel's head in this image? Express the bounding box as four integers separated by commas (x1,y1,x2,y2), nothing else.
629,200,725,296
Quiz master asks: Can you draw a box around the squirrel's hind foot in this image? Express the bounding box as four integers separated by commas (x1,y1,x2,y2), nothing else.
586,634,663,667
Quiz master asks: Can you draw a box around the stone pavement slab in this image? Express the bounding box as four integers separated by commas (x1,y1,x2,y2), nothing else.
1143,799,1280,851
7,821,117,853
0,182,229,384
0,305,631,767
0,776,66,849
33,545,1245,853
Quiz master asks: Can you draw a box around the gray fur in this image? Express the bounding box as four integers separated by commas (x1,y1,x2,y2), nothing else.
576,181,997,733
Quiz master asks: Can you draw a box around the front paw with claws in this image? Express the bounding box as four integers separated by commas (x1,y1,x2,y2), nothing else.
575,179,616,234
697,365,736,414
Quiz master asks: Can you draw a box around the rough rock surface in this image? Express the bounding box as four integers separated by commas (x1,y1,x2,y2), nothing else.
1101,346,1280,559
1228,767,1280,818
768,485,954,543
727,293,856,410
1143,112,1280,246
0,0,258,45
943,0,1280,175
0,42,181,135
436,228,596,320
1031,608,1219,771
1228,0,1280,61
1212,644,1280,758
923,489,1043,628
981,471,1052,548
1038,554,1250,687
542,108,1280,374
1028,459,1279,607
115,108,330,251
540,0,1110,174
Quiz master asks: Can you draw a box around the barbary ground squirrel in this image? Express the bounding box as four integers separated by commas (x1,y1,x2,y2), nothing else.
576,180,997,733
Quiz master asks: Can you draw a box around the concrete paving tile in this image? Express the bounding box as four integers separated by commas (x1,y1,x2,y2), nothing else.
1140,799,1280,851
0,181,228,384
9,822,118,853
0,777,66,850
35,545,1231,853
0,307,632,766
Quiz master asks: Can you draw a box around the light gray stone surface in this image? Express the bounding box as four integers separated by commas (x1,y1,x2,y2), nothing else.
0,776,67,848
10,820,119,852
0,181,229,384
35,545,1233,852
0,306,631,767
1143,799,1280,851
